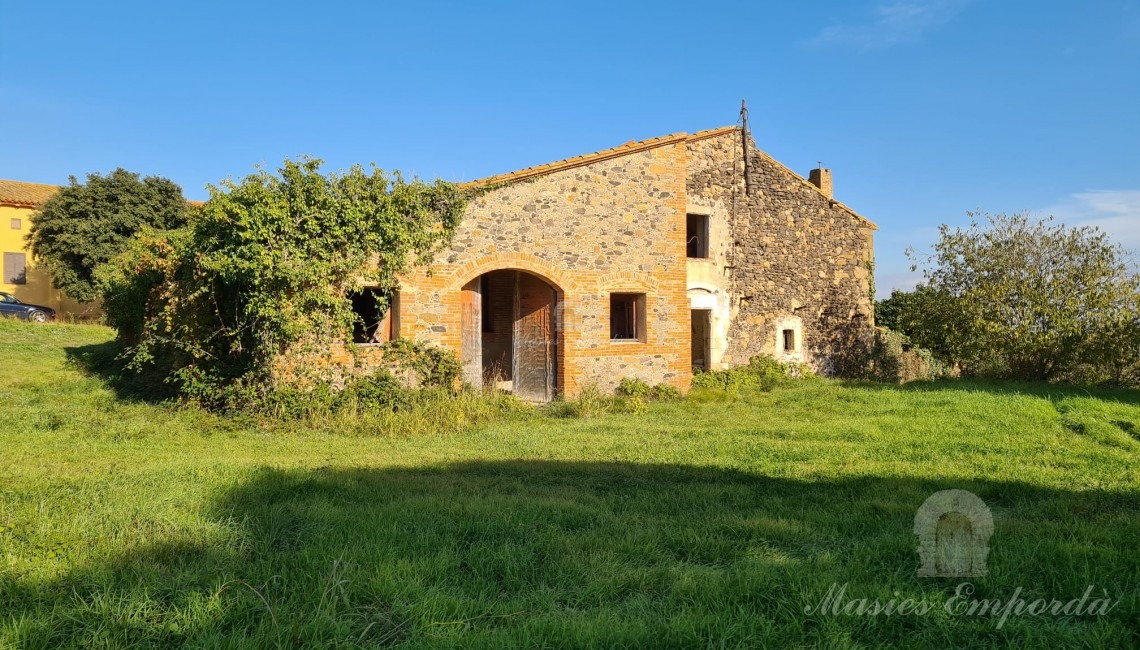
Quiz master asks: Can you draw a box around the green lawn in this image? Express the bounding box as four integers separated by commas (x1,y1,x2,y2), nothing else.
1,320,1138,648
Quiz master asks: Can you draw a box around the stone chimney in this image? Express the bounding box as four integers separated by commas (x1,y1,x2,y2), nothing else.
808,168,833,199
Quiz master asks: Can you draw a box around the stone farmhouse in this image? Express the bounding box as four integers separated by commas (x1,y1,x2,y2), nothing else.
349,126,877,400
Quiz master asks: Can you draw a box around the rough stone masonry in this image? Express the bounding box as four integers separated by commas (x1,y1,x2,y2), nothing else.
321,125,876,398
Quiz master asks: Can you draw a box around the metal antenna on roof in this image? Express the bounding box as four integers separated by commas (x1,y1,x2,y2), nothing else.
739,99,753,196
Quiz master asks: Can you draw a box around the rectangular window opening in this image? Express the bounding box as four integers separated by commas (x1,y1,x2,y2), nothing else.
782,328,796,352
10,219,21,230
349,287,398,344
3,253,27,285
610,293,647,342
686,213,709,259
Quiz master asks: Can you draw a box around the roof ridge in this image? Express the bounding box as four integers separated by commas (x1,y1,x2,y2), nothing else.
459,126,738,189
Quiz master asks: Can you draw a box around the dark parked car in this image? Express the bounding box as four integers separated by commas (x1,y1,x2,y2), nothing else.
0,292,55,322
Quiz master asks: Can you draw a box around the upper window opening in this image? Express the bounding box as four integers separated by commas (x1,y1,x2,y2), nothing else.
686,213,709,259
349,287,398,344
782,328,796,352
10,219,21,230
610,293,647,342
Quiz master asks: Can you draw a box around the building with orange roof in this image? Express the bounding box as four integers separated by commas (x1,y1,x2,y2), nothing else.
0,180,100,319
338,126,876,399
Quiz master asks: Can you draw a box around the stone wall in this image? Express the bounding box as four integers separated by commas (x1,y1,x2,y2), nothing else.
686,130,876,374
312,127,876,396
396,139,694,395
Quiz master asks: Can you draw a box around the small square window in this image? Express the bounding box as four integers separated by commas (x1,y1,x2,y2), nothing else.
349,287,398,343
10,219,21,230
782,329,796,352
686,213,709,259
610,293,647,342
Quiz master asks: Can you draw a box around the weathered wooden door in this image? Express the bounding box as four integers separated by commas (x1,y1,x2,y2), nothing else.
513,272,556,401
460,277,482,387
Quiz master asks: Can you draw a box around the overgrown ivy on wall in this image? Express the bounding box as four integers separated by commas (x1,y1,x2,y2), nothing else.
99,158,466,408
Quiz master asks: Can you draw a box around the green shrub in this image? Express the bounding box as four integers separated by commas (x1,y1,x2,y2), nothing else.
858,328,956,384
615,377,653,399
548,384,617,419
625,396,649,415
690,355,792,393
261,383,341,420
345,370,406,411
101,158,467,409
650,383,682,401
377,339,461,389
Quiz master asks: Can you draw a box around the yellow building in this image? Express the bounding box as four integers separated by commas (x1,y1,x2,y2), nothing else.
0,179,97,319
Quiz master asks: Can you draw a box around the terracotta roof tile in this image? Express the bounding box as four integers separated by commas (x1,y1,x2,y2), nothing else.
0,179,59,208
459,126,738,190
0,179,207,210
457,126,876,229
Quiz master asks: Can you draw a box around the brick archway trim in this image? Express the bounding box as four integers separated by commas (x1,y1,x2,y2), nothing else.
447,253,575,293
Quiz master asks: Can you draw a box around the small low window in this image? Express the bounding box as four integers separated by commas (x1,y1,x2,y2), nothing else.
782,328,796,352
349,287,398,344
686,213,709,259
10,219,21,230
610,293,647,342
4,252,27,285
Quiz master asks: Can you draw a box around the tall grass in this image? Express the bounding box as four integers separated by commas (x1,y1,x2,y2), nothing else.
1,320,1138,648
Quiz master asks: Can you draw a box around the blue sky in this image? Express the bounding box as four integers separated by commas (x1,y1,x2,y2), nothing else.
2,0,1138,296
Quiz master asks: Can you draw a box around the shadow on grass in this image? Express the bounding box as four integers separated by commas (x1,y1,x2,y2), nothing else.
838,377,1140,406
62,339,180,404
4,461,1138,648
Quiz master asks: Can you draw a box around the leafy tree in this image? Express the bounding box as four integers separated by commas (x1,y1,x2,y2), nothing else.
27,169,192,303
907,212,1140,382
874,285,966,363
100,158,466,407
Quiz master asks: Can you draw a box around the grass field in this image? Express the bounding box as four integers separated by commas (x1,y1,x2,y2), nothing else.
1,320,1138,648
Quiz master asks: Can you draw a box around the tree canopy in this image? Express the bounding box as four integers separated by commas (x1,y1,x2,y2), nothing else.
28,169,192,303
897,212,1139,383
100,158,466,407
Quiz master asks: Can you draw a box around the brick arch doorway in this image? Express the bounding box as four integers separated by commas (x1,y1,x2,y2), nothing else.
461,269,561,402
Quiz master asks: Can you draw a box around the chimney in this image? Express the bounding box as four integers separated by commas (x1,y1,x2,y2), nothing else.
808,167,833,199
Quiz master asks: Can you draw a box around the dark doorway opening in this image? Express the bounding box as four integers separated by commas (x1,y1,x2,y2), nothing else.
691,309,711,371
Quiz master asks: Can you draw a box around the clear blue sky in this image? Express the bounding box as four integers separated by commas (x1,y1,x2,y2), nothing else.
2,1,1138,295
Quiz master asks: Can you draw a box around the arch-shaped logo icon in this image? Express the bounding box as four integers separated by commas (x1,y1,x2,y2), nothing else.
914,489,993,577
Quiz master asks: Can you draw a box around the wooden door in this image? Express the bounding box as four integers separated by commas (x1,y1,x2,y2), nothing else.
460,277,482,387
513,272,556,401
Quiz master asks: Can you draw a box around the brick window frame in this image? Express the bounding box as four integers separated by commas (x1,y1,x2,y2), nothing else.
610,293,647,343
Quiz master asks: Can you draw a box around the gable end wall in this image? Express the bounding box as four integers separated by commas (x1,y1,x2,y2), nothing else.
686,131,875,374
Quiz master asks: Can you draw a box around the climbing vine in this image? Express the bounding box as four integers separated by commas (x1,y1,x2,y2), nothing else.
100,158,466,408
